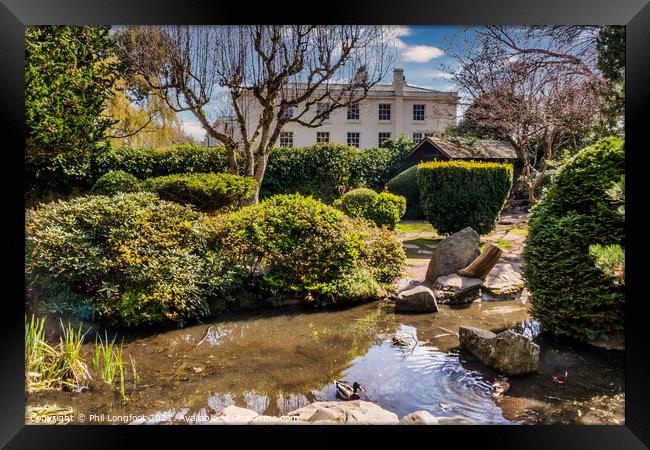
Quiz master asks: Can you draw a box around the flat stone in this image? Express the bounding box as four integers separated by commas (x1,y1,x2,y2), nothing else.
482,263,525,300
284,401,399,424
433,274,483,304
399,411,440,424
217,405,259,424
459,326,540,375
426,227,480,283
395,285,438,313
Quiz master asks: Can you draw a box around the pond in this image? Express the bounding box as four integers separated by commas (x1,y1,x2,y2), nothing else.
27,298,624,424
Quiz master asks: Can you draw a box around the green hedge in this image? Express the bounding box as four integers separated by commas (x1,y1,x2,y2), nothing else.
334,188,406,230
261,139,412,202
25,192,237,326
26,144,230,199
386,166,423,218
523,138,625,341
215,193,405,304
142,173,257,212
417,160,513,235
90,170,141,196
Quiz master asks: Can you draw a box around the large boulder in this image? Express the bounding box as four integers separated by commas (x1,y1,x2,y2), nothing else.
399,411,476,425
426,227,480,283
433,274,483,304
482,263,525,301
459,326,540,375
395,285,438,313
283,400,399,424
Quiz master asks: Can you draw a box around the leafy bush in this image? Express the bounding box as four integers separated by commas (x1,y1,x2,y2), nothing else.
367,192,407,230
142,173,257,212
353,137,413,190
417,160,513,235
334,188,406,230
25,192,235,326
386,166,423,218
214,194,405,304
523,137,625,341
26,144,230,200
333,188,378,218
90,170,141,196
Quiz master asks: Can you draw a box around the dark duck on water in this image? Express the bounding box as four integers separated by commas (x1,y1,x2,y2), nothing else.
335,380,365,400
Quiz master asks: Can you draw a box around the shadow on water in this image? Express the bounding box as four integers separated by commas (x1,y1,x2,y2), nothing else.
27,299,624,424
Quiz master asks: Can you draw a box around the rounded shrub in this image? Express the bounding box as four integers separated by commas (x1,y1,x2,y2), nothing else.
523,137,625,341
333,188,378,218
25,192,235,326
214,194,405,304
366,192,407,230
142,172,257,212
417,160,513,235
386,166,423,218
89,170,141,196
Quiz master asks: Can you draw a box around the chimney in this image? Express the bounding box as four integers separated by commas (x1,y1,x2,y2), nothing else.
393,68,405,94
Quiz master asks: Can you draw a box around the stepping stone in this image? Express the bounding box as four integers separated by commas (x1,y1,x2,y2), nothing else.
433,274,482,304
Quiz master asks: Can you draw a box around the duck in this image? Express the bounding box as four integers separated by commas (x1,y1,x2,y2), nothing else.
334,380,365,401
552,371,569,386
491,377,511,402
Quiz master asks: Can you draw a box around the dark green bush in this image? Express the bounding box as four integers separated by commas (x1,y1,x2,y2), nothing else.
386,166,423,218
214,194,405,304
523,137,625,341
353,137,413,191
142,173,257,212
334,188,406,230
417,160,513,235
26,144,231,200
25,192,236,326
90,170,141,196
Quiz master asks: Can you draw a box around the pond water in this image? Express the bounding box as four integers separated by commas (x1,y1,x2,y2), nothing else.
28,299,624,425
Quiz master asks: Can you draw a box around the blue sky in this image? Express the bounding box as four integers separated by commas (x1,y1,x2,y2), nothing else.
180,25,467,140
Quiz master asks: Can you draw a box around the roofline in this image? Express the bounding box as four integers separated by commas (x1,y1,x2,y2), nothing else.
406,136,518,160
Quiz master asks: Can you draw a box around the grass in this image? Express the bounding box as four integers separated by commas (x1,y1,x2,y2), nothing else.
25,315,91,392
25,404,74,424
403,237,440,248
26,315,136,402
509,227,529,237
396,221,435,234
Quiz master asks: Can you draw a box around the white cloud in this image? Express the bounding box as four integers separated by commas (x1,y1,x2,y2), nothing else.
386,25,413,38
402,45,445,63
430,70,454,80
181,120,207,140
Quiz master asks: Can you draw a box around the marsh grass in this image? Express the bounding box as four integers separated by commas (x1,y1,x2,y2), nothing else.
25,315,91,392
92,332,133,401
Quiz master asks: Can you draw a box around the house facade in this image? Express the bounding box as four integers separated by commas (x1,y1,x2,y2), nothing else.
204,69,459,149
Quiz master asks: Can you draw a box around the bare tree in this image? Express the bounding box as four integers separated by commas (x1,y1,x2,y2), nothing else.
444,26,603,204
119,25,398,202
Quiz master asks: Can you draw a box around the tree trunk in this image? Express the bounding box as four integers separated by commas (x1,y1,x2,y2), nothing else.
457,244,503,280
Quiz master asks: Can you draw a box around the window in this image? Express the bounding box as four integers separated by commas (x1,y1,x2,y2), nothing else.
378,132,391,146
412,132,423,144
413,104,425,121
378,103,391,121
279,105,293,119
347,104,360,120
280,131,294,147
347,132,360,148
316,132,330,143
317,102,330,119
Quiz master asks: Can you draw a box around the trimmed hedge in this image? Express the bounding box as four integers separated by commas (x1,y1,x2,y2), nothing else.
417,160,513,235
334,188,406,230
142,173,257,212
214,194,405,304
523,138,625,341
386,166,423,218
90,170,141,196
25,192,236,326
26,144,231,199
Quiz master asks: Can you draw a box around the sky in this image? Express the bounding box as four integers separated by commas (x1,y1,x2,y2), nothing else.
179,25,467,141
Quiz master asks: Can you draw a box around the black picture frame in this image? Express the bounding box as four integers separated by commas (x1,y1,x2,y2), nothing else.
2,1,648,447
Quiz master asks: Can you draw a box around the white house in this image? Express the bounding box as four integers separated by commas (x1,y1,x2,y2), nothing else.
204,69,459,149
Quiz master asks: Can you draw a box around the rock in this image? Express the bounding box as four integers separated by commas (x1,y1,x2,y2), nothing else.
394,277,421,294
437,416,476,425
284,400,399,424
426,227,480,283
308,407,342,423
433,274,483,304
395,286,438,313
250,415,284,424
399,411,440,424
217,405,259,424
482,263,525,300
459,326,540,375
